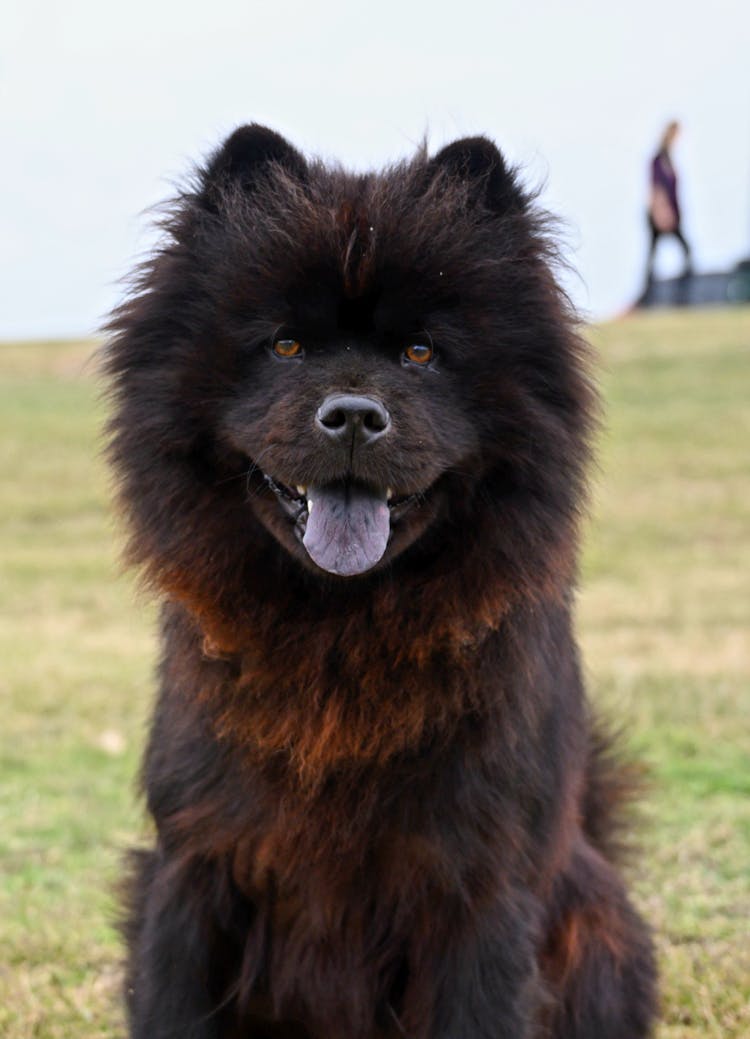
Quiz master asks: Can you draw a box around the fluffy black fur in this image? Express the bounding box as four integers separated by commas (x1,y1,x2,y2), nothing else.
105,125,657,1038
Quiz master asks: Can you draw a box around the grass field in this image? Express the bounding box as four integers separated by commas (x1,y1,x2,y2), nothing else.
1,309,748,1037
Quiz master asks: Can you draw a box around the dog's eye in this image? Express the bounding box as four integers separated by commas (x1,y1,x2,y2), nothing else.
273,338,303,359
403,342,433,366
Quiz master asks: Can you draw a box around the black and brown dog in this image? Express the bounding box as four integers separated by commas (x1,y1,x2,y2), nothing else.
105,125,657,1038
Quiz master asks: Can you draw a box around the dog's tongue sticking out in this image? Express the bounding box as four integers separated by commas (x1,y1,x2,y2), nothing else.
302,483,390,576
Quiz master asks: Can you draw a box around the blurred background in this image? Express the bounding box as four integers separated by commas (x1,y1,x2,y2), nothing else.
1,3,749,1038
2,0,749,336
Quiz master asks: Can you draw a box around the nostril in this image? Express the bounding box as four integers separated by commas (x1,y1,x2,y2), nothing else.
363,407,388,432
320,407,347,430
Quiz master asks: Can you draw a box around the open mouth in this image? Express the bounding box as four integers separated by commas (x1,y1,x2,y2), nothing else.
263,474,420,577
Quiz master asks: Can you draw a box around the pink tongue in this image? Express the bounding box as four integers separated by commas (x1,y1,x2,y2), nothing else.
302,484,390,576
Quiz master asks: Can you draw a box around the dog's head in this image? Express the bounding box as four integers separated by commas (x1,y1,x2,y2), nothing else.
106,125,593,613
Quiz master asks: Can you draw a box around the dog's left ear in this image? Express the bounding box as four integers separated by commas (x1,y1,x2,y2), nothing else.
200,123,307,207
430,136,522,212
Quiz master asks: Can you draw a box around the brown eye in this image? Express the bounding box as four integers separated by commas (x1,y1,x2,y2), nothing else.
273,338,303,358
403,342,433,366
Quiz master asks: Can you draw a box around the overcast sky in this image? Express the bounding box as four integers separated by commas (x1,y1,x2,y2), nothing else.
2,0,749,338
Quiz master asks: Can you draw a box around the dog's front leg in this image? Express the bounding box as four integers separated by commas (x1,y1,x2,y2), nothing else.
403,893,542,1039
124,848,228,1039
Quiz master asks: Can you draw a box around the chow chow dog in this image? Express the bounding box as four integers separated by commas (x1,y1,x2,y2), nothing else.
106,124,657,1037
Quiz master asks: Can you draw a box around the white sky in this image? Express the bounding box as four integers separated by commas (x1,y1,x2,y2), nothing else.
2,0,749,337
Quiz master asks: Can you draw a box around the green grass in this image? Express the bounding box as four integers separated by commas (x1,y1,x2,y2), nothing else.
1,311,749,1036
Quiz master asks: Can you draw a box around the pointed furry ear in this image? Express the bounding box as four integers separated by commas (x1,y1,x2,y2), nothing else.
430,136,522,212
202,124,307,198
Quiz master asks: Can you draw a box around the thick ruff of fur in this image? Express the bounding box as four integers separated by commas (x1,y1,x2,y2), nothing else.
106,125,657,1038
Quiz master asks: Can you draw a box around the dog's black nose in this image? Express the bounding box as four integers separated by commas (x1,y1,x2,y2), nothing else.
316,394,391,445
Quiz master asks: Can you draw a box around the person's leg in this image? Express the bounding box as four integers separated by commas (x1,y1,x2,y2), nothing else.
644,217,660,285
673,226,693,276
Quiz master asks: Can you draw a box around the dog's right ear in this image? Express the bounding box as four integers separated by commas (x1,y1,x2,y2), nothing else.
428,136,523,214
200,124,307,205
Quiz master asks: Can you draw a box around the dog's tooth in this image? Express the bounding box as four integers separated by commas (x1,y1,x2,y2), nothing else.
296,485,306,496
387,488,393,501
307,499,314,513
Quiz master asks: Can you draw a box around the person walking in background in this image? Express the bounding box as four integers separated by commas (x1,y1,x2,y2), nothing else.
645,120,693,286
